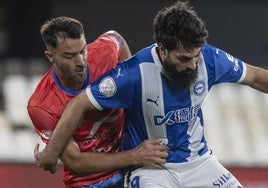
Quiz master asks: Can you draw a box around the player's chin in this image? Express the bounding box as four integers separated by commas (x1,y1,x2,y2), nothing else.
74,73,86,82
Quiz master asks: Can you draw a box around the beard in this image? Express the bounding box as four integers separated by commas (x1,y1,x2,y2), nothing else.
162,59,198,89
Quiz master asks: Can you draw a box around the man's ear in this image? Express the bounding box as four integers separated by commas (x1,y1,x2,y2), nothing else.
158,44,167,56
45,50,54,63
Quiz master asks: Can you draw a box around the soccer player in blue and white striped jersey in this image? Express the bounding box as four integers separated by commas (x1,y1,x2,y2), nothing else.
35,2,268,188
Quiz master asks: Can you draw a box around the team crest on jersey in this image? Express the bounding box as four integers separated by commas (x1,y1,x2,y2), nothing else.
99,76,117,97
194,81,205,96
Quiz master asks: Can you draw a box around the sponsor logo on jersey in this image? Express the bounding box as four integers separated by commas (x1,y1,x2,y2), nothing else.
116,68,124,78
99,76,117,97
224,52,240,72
194,81,205,96
233,60,239,72
146,96,159,106
41,130,52,140
153,104,201,126
212,172,239,188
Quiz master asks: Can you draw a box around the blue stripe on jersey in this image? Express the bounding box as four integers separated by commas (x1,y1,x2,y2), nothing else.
87,43,245,163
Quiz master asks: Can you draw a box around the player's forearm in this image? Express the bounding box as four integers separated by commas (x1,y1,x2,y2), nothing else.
44,94,86,162
251,67,268,93
66,138,169,174
66,149,138,174
241,64,268,93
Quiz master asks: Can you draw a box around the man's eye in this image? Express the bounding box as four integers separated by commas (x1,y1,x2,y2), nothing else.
65,55,75,59
180,58,191,62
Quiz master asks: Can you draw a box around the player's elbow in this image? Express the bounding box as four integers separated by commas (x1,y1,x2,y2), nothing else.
60,151,85,174
64,156,85,174
70,162,85,174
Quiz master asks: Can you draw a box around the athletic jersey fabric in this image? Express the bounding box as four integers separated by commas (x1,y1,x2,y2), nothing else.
28,32,124,188
86,43,246,163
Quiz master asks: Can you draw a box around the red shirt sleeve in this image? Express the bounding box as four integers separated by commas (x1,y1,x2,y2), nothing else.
97,32,123,53
87,32,123,83
28,106,58,143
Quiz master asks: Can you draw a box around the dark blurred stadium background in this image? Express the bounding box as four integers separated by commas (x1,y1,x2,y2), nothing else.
0,0,268,187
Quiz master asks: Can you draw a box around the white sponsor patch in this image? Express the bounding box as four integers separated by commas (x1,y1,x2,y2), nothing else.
99,76,117,97
41,130,52,140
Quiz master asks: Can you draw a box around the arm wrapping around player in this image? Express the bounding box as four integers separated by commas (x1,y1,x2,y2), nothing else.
34,90,90,173
30,105,168,174
34,90,169,173
61,138,168,174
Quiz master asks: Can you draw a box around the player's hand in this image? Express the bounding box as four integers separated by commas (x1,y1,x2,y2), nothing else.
132,138,169,169
34,143,57,174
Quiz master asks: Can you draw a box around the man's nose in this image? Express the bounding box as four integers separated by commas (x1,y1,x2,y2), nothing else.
186,59,197,70
76,54,86,65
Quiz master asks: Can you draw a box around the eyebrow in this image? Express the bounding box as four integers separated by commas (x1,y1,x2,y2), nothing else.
178,49,201,61
63,44,87,56
194,49,202,57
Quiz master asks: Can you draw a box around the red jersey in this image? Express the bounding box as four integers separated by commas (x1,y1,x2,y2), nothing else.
27,33,124,188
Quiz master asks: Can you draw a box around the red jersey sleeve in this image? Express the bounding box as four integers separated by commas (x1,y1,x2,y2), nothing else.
97,31,123,55
28,106,57,143
87,32,123,83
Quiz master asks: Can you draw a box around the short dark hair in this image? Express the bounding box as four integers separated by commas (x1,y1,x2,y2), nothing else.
40,16,84,48
153,1,208,51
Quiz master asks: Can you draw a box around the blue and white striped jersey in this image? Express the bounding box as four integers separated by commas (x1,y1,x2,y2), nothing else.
86,43,246,163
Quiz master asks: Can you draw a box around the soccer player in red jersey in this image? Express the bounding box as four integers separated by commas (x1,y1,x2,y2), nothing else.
28,17,168,188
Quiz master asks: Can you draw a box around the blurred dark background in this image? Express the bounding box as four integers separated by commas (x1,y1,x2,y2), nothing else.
1,0,267,66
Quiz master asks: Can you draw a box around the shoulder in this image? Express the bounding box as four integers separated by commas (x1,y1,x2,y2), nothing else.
28,68,53,104
201,43,217,56
28,68,70,115
87,31,122,59
201,43,228,65
94,30,123,48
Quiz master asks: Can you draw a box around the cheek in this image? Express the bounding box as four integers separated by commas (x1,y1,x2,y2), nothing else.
174,65,184,72
84,55,88,62
61,63,73,72
172,62,185,73
58,60,75,71
83,53,88,63
167,57,184,72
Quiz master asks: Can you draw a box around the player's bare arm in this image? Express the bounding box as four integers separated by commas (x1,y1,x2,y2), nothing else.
35,133,168,174
34,90,91,172
240,64,268,93
34,90,169,173
59,138,168,174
